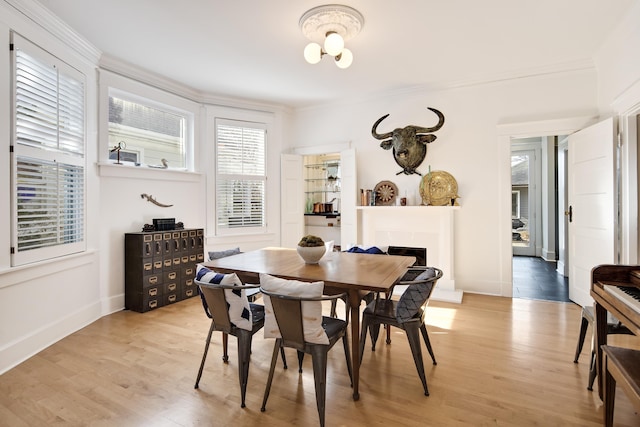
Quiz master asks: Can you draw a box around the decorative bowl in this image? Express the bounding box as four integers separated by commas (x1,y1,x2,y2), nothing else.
296,245,326,264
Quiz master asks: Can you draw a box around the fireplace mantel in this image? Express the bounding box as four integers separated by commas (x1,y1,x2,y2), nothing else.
357,206,462,303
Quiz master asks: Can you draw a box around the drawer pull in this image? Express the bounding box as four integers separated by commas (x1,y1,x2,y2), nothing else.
168,283,177,292
149,300,158,308
168,295,177,303
149,287,158,296
149,276,158,285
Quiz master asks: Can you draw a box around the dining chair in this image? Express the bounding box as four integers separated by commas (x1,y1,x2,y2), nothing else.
259,273,353,427
200,249,262,363
359,267,443,396
573,304,632,390
194,266,286,408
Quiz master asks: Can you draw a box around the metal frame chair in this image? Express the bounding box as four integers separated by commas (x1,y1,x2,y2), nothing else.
260,289,353,427
195,279,285,408
359,267,443,396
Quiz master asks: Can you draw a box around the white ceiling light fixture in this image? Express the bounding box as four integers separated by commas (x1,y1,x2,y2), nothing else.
299,4,364,69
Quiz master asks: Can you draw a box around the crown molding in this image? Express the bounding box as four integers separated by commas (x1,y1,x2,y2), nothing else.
100,53,291,114
5,0,101,64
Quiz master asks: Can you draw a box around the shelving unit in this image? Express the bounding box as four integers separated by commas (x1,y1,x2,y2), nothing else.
303,154,341,245
304,161,340,209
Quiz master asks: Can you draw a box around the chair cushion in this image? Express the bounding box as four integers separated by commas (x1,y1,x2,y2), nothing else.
345,245,386,255
259,273,329,345
196,265,253,331
208,247,241,260
396,268,437,323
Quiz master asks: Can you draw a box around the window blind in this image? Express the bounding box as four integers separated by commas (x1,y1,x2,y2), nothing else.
11,35,86,265
215,120,266,231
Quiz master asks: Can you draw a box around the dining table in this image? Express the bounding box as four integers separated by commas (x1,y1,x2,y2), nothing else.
202,246,415,400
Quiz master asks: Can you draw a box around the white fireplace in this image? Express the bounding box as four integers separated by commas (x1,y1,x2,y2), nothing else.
357,205,462,303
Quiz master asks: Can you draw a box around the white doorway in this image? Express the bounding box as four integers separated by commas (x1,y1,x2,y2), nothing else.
498,117,595,298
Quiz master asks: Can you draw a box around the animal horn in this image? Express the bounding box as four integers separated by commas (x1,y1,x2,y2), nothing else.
371,114,393,140
412,108,445,134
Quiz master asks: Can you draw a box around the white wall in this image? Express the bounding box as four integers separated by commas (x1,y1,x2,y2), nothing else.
292,71,600,295
0,0,287,374
0,0,102,373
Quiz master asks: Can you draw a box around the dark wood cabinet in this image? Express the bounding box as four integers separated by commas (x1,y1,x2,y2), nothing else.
125,228,204,312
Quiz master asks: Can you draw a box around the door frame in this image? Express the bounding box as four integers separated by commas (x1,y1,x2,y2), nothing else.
497,116,596,297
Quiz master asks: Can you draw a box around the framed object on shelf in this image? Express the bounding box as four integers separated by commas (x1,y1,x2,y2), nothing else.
374,180,398,206
419,171,459,206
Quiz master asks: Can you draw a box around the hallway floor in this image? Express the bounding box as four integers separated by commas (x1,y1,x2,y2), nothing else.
513,255,571,302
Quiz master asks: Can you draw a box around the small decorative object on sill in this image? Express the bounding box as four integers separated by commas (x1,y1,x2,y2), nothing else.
141,193,173,208
148,158,168,169
110,141,126,165
142,223,155,232
297,235,326,264
419,170,460,206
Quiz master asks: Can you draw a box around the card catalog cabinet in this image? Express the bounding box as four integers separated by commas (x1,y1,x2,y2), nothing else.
125,228,204,312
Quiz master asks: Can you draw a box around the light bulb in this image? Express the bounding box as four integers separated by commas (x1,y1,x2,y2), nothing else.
335,48,353,69
303,42,322,64
324,32,344,56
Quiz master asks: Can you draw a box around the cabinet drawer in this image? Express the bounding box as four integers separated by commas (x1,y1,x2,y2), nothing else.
125,292,163,313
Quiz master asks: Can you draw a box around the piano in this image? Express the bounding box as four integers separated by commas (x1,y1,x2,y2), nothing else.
590,265,640,399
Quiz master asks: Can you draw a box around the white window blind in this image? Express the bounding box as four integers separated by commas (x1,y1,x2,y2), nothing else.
215,119,266,232
11,34,86,265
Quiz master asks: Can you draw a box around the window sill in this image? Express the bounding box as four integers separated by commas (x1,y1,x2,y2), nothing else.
97,162,201,182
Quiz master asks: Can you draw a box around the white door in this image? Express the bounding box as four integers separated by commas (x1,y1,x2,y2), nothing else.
340,148,357,248
568,118,617,307
280,154,304,248
511,149,537,256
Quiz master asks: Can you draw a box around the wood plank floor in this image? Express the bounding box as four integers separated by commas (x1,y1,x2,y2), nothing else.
1,294,639,426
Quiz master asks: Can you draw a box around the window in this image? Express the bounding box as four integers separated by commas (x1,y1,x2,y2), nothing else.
11,35,86,266
215,119,266,233
108,91,189,169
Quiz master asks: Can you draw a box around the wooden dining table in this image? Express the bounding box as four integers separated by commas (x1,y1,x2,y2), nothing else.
202,246,415,400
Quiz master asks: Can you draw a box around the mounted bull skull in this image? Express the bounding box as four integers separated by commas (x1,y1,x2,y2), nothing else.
371,107,445,175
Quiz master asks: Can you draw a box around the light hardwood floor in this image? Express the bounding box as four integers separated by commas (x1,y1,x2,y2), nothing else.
1,294,639,426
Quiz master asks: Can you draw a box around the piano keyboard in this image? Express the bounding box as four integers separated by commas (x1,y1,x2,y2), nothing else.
603,285,640,315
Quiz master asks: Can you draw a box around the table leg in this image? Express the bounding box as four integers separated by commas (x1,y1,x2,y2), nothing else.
594,302,608,400
348,290,361,401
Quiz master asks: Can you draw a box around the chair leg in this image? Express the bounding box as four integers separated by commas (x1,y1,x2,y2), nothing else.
297,350,305,373
574,314,590,363
370,324,381,351
420,324,437,365
330,299,337,318
222,332,229,363
587,348,597,391
237,331,253,408
194,321,216,389
359,316,370,365
386,324,392,345
405,323,429,396
280,347,288,369
261,339,282,413
342,333,353,387
310,346,329,427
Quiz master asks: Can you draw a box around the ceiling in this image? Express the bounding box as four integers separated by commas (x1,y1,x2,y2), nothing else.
36,0,637,109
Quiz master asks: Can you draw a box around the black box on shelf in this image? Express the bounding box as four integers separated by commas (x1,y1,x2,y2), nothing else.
153,218,175,231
